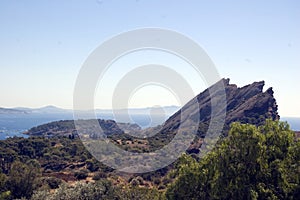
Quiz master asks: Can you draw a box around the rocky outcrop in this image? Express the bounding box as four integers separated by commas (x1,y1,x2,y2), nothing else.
161,78,279,136
224,79,279,125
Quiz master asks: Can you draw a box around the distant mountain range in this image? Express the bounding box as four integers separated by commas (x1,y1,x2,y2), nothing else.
12,105,70,114
0,106,67,114
0,105,180,116
0,107,28,114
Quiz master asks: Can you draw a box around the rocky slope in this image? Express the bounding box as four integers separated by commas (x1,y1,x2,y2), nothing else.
161,78,279,136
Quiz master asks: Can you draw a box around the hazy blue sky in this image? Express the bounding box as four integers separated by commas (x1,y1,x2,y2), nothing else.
0,0,299,117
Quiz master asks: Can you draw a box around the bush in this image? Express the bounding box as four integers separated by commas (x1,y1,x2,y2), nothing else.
74,169,88,180
86,159,99,172
0,173,8,192
92,171,107,180
120,187,163,200
158,184,166,190
129,176,144,186
7,160,41,199
44,177,62,189
153,177,161,185
31,180,120,200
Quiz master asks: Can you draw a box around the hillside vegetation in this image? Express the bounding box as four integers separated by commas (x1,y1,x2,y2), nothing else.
0,120,299,199
1,80,298,199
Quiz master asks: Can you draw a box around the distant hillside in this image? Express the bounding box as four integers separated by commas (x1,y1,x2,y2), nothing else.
9,105,180,116
0,107,28,114
13,105,71,114
25,119,141,138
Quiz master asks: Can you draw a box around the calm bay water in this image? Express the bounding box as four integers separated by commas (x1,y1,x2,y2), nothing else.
0,113,73,140
0,114,299,140
0,112,169,140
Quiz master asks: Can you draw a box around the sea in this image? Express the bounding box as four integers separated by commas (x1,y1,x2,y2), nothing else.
0,112,170,140
0,114,299,140
281,117,300,131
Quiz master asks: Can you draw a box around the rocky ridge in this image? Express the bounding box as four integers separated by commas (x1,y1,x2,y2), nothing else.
161,78,279,135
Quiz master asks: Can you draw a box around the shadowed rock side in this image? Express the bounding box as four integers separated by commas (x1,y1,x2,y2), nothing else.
161,78,279,137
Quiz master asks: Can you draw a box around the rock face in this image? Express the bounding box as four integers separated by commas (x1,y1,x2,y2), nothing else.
161,78,279,135
224,79,279,125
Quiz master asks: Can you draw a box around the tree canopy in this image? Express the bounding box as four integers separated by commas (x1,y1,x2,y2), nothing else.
166,120,300,200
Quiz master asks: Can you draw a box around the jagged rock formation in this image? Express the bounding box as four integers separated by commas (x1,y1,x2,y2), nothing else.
224,79,279,124
156,78,279,154
161,78,279,137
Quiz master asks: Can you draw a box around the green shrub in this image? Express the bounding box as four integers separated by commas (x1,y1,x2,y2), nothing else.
74,169,88,180
7,160,41,199
44,177,63,189
120,187,163,200
31,180,120,200
92,171,107,180
129,176,144,186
